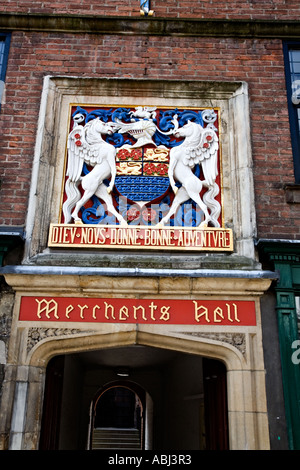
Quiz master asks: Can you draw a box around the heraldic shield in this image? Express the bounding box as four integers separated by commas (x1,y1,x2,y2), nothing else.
61,105,222,229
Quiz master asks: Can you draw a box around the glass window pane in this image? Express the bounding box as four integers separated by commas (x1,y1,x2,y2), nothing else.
289,49,300,108
292,78,300,90
286,44,300,181
290,50,300,63
0,39,5,69
292,62,300,74
0,36,9,106
291,80,300,105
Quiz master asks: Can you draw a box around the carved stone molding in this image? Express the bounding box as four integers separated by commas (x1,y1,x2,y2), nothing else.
26,327,246,356
27,327,96,354
1,13,300,40
22,76,256,262
179,331,246,355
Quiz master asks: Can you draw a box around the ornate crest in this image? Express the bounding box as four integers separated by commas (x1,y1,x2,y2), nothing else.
49,104,233,251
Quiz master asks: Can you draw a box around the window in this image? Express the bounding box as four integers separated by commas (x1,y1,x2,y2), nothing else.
0,33,11,109
283,42,300,183
296,296,300,337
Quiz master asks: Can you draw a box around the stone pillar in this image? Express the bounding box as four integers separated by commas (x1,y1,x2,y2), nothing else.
0,364,45,450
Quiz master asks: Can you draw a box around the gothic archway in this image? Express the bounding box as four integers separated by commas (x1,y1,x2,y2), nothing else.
89,381,146,450
28,328,268,449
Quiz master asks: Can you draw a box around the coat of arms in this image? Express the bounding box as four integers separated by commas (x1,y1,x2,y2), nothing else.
49,104,232,251
62,105,221,228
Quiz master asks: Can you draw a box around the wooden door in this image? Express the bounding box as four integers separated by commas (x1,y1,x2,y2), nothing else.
203,358,229,450
39,356,64,450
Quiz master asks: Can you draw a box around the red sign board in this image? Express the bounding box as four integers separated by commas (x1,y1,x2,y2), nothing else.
19,297,256,326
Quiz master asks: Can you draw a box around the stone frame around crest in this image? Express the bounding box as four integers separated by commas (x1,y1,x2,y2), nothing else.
24,76,256,262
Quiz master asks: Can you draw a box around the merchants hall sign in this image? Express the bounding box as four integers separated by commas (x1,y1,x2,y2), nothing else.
49,104,233,252
19,297,256,326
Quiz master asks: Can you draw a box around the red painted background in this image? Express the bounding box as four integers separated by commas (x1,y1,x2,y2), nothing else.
19,296,257,325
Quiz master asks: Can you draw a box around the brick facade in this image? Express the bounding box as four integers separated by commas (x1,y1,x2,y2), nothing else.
0,25,298,238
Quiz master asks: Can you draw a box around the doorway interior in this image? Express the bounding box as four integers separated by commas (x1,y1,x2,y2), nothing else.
39,345,228,450
91,383,145,450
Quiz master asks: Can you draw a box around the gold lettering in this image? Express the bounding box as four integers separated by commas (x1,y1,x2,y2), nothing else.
51,226,59,244
144,229,151,245
154,230,161,245
106,228,142,246
81,227,88,243
104,302,115,319
110,228,116,244
51,226,235,249
233,303,240,322
116,229,123,244
189,230,198,246
35,298,59,319
226,303,233,322
193,301,210,323
200,230,207,247
65,304,74,319
136,228,141,244
214,306,224,322
149,301,157,320
78,304,88,319
213,231,219,246
219,231,224,247
197,231,202,246
58,226,63,244
127,229,138,245
169,230,175,246
88,228,94,244
206,231,213,247
184,231,191,246
177,230,184,246
150,231,156,245
119,305,129,321
160,306,170,321
226,303,240,322
80,227,95,244
155,230,174,246
93,305,100,319
70,226,78,244
96,228,106,244
63,227,69,244
133,305,145,320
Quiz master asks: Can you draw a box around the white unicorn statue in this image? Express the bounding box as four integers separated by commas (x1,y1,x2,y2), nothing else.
159,120,221,227
63,115,127,225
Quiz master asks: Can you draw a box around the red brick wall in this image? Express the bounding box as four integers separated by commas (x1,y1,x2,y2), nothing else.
0,0,300,20
0,28,299,239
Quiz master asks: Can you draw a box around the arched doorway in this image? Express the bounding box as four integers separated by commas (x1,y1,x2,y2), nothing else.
39,346,229,450
90,382,145,450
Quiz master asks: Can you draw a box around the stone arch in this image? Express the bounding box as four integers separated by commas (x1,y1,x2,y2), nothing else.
24,328,267,450
88,380,147,450
28,328,244,371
